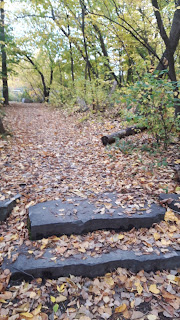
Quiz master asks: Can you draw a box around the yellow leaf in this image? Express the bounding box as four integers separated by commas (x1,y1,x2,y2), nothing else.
135,282,143,295
131,300,135,308
32,304,42,316
167,274,176,282
0,298,7,303
0,236,4,241
40,244,47,250
105,276,114,287
78,248,86,253
161,239,170,246
57,284,65,292
115,303,127,313
149,284,160,294
104,203,112,209
50,296,56,303
118,234,124,240
28,250,33,254
174,276,180,285
36,278,42,285
174,159,180,164
20,312,33,318
153,232,160,241
175,186,180,194
164,210,178,223
42,238,49,245
29,292,37,299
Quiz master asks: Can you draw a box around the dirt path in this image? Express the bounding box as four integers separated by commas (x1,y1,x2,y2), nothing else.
1,102,177,205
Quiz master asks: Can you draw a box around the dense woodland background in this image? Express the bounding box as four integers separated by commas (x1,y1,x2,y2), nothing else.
0,0,180,144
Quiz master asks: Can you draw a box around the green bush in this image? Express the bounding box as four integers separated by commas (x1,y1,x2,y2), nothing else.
120,71,180,149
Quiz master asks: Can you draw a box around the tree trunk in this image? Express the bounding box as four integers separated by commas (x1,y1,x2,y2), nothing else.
50,4,98,78
67,19,75,84
101,126,147,146
152,0,180,116
92,23,121,86
0,0,8,105
25,55,50,102
80,0,91,81
0,117,5,134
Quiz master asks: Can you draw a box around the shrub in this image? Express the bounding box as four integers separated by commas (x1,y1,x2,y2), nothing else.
121,71,180,149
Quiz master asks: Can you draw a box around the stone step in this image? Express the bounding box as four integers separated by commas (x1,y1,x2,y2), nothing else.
0,194,21,221
159,193,180,213
4,245,180,280
29,194,166,240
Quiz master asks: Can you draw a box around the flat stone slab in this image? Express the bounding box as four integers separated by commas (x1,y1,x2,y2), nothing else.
0,194,21,222
29,194,166,239
159,193,180,213
3,246,180,280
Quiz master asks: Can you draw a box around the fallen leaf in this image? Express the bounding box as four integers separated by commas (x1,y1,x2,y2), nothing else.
57,284,65,292
164,210,178,223
135,282,143,295
56,294,67,303
115,303,127,313
131,311,144,319
153,232,160,241
32,304,42,316
149,284,160,294
50,296,56,303
20,312,33,318
147,315,158,320
162,290,177,300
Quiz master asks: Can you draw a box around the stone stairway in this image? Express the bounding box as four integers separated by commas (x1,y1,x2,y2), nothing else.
2,193,180,280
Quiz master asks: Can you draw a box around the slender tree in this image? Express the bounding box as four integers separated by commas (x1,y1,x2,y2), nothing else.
25,54,53,102
0,0,8,105
152,0,180,116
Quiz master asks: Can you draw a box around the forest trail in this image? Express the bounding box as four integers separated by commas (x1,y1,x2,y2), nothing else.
2,102,106,203
1,102,177,204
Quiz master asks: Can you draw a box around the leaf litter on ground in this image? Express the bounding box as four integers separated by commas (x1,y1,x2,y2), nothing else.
0,103,180,319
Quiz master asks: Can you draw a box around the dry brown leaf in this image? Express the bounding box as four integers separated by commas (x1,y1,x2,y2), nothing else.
131,311,144,319
0,291,12,299
56,294,67,303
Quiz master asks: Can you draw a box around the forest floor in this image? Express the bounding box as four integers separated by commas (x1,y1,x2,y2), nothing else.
0,102,180,320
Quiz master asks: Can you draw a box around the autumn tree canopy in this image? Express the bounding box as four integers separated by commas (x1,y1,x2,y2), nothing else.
0,0,179,129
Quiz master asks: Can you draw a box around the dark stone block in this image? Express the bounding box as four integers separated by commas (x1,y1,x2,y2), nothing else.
159,193,180,213
3,246,180,280
29,194,166,239
0,194,21,221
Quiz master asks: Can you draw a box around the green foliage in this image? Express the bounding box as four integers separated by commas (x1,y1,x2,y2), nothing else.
113,139,137,155
121,71,180,149
53,304,59,313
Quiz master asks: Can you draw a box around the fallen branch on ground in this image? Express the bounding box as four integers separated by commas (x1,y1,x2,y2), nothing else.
101,125,147,146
